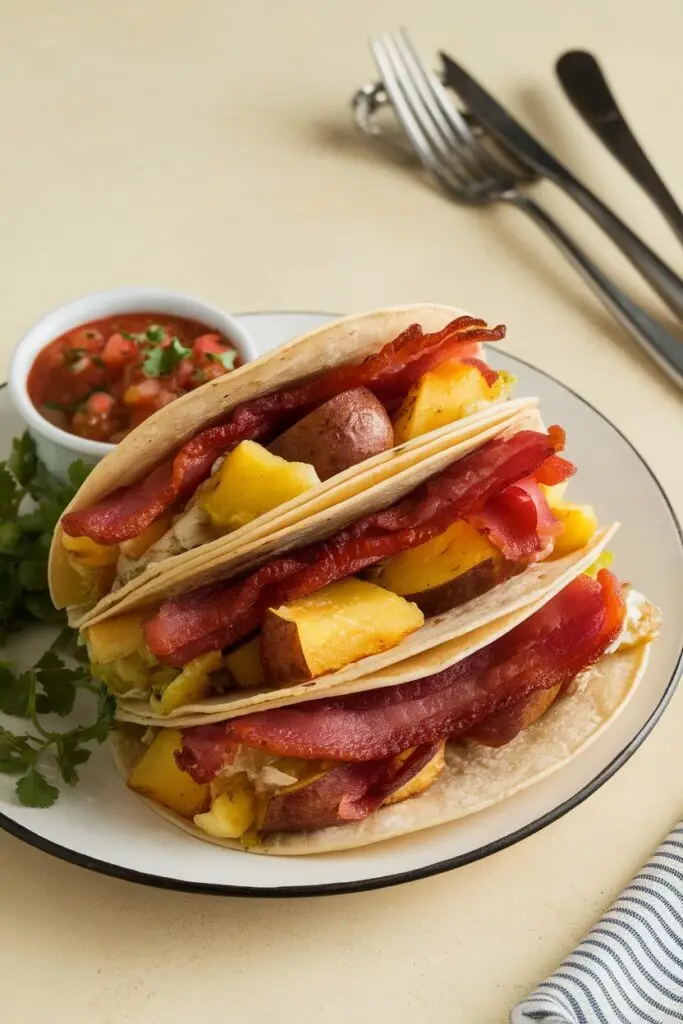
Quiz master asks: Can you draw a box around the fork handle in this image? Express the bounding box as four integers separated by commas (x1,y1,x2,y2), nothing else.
553,174,683,323
507,192,683,389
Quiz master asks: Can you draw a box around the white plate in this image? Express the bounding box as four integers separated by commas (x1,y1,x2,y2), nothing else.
1,311,681,896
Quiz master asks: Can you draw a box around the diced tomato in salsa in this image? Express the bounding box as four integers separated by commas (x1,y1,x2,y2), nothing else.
27,313,242,444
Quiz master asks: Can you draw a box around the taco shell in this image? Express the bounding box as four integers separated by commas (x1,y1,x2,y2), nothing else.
51,303,520,614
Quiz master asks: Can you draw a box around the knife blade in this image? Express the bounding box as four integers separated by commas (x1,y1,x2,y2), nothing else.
439,51,683,323
440,52,568,182
556,50,683,246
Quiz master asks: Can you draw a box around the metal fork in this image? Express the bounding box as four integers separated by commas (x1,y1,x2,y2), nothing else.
359,31,683,390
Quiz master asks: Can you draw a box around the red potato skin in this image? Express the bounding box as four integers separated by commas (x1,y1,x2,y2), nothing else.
405,558,506,618
269,387,394,481
466,684,562,747
259,610,314,686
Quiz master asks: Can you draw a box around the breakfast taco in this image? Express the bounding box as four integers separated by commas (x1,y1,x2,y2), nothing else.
49,304,522,619
111,527,660,854
80,413,606,721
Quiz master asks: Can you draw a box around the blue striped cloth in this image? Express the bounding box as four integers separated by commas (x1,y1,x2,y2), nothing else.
512,823,683,1023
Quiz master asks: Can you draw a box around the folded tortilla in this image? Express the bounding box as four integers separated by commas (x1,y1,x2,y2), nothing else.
111,573,654,855
50,304,526,621
116,523,617,727
77,400,537,631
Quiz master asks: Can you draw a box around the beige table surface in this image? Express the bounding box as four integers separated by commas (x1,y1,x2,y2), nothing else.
2,2,683,1022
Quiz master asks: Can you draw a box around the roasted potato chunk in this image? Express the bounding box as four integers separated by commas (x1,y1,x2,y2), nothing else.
260,578,424,685
383,742,447,805
61,533,118,599
269,387,394,481
224,636,264,688
85,613,145,664
194,775,256,838
393,363,513,443
150,651,223,715
370,520,503,614
467,685,562,747
127,728,210,819
198,440,320,531
550,502,599,559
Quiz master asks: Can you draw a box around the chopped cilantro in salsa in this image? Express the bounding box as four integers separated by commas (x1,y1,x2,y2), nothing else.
27,313,241,444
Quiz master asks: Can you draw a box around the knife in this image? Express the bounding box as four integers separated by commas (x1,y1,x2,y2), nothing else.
556,50,683,247
440,51,683,324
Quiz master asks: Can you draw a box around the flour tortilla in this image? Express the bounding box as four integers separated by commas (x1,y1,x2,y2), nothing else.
116,523,617,727
80,404,542,633
50,303,523,615
110,641,651,855
79,400,536,629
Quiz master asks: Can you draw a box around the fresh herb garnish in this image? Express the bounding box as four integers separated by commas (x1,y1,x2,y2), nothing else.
0,631,114,807
0,435,113,807
62,346,88,368
142,337,191,378
144,324,166,345
207,349,238,371
0,434,91,639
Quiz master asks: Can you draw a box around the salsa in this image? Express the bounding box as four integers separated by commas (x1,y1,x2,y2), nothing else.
27,313,242,444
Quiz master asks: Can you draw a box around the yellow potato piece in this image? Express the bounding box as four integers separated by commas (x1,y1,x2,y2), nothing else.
151,651,223,715
198,440,320,531
384,742,446,805
393,363,514,443
371,519,500,596
85,613,145,664
127,728,210,819
61,533,119,567
550,502,599,559
261,578,424,685
194,776,256,838
61,533,118,600
540,481,569,506
224,636,264,688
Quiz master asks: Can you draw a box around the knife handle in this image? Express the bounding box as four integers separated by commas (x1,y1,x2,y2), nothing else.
511,191,683,390
556,51,683,246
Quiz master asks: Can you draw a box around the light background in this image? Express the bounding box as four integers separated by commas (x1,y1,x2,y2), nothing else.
1,2,682,1022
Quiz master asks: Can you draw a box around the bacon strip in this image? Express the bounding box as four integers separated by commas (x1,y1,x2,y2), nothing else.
62,318,505,544
177,570,623,780
467,477,562,562
145,428,567,666
535,454,575,487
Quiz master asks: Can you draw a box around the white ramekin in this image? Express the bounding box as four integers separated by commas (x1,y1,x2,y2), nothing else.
8,287,257,479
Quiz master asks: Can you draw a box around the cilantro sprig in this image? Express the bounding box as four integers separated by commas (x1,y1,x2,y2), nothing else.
0,434,114,808
0,434,91,638
0,629,114,807
207,349,238,371
142,336,191,377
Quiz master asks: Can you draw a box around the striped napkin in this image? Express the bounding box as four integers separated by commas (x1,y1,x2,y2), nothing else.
511,823,683,1023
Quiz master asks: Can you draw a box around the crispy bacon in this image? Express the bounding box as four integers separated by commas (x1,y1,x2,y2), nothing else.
467,477,562,562
535,454,576,487
259,743,441,834
145,428,567,666
460,357,499,388
61,318,505,543
177,570,624,779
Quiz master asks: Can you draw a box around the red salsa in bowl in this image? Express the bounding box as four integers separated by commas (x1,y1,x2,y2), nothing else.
27,313,242,443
